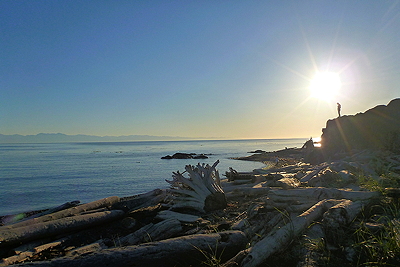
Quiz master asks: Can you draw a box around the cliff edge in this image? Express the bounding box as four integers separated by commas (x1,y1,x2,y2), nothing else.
321,98,400,153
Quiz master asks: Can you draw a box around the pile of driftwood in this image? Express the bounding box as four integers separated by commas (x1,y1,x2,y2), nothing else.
1,149,399,266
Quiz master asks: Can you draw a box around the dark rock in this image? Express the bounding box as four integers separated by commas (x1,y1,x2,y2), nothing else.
248,149,266,153
303,147,326,164
172,153,194,159
161,152,208,159
193,154,208,159
321,98,400,153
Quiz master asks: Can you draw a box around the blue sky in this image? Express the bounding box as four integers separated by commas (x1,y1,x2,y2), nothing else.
1,1,399,139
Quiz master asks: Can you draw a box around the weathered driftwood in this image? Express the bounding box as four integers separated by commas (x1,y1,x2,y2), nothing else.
1,201,80,226
0,210,124,245
166,160,227,212
274,177,301,189
155,210,205,223
225,167,254,181
118,218,183,246
225,187,271,199
322,199,365,248
15,231,247,267
33,240,64,254
300,164,329,182
262,202,317,213
297,223,326,267
226,199,343,267
267,187,380,202
12,240,49,255
66,241,106,257
2,196,120,230
0,251,34,266
112,189,167,212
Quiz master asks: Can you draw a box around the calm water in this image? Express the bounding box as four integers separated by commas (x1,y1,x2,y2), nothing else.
0,139,304,216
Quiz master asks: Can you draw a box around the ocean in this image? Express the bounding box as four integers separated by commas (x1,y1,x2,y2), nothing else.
0,138,305,216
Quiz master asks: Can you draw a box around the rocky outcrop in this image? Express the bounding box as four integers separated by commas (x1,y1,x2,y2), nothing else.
321,98,400,153
161,152,209,159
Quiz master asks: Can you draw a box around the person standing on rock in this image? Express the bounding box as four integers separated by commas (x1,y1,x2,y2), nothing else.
337,102,341,117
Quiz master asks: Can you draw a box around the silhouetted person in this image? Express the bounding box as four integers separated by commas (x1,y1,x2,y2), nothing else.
337,102,341,117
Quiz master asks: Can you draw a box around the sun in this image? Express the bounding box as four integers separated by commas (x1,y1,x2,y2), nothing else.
309,71,341,101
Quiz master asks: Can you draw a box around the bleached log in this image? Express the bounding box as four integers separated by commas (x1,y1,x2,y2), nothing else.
14,231,248,267
236,199,342,267
268,187,380,202
0,210,124,245
0,251,33,266
297,223,326,267
13,240,47,255
155,210,205,223
262,202,317,213
112,189,167,212
13,237,66,255
118,218,183,246
300,164,329,182
274,177,300,189
33,240,64,254
1,201,80,226
225,187,271,199
166,160,227,212
322,199,365,248
2,196,120,230
66,241,106,257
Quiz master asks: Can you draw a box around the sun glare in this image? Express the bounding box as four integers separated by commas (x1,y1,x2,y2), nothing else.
309,72,341,101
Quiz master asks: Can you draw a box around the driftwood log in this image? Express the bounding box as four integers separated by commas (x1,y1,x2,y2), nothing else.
1,201,80,226
2,196,120,230
166,160,227,212
14,231,247,267
239,199,341,267
266,187,380,202
322,199,365,248
0,210,124,246
118,218,183,246
112,189,167,212
224,197,370,267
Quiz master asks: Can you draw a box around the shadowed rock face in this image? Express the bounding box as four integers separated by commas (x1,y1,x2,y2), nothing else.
321,98,400,153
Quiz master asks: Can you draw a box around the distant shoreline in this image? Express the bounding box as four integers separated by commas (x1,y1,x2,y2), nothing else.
0,133,308,144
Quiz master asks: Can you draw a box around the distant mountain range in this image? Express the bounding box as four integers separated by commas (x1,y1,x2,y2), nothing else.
0,133,198,143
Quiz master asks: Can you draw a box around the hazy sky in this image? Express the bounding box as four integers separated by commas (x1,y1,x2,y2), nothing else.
1,1,399,139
